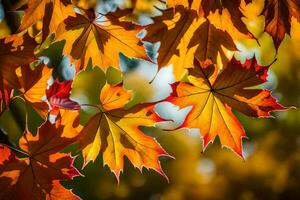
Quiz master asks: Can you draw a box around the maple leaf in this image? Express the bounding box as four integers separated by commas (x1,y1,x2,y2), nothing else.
77,83,171,180
46,80,81,112
166,0,248,34
15,67,80,118
0,33,37,113
0,120,80,200
261,0,300,48
46,180,80,200
0,33,37,90
144,7,200,80
18,65,53,104
168,58,286,156
18,0,75,39
56,9,149,71
57,110,82,139
14,64,53,119
188,19,237,70
0,33,37,67
144,6,240,80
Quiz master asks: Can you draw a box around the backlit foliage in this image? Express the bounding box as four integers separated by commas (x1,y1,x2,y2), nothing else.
0,0,296,199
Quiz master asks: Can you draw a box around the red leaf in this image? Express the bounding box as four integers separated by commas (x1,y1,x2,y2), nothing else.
46,80,80,111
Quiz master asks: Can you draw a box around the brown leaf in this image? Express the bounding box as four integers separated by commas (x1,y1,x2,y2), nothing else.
144,6,242,80
0,120,80,200
262,0,300,48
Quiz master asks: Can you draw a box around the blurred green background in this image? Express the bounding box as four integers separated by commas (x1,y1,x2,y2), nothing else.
0,0,299,200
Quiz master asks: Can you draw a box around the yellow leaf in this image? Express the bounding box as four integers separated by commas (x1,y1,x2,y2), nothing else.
56,9,149,71
78,84,170,180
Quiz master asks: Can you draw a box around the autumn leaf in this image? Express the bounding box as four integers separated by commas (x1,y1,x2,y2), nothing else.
14,64,53,119
261,0,300,48
56,8,149,71
77,83,171,180
144,6,201,80
0,33,37,90
0,33,37,67
16,66,81,117
188,19,237,70
18,65,53,104
46,80,81,112
0,0,294,192
168,58,286,156
0,120,80,200
0,33,38,113
144,6,241,80
166,0,248,34
18,0,75,39
58,110,82,139
46,180,80,200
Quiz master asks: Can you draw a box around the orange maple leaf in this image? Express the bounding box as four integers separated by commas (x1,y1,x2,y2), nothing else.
144,5,245,80
166,0,248,34
18,65,53,103
0,120,80,200
17,67,81,118
56,9,149,71
168,58,286,156
46,180,80,200
18,0,75,39
77,83,171,181
12,64,53,119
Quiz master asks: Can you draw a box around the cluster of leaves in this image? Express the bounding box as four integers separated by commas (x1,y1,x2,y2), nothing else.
0,0,297,199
